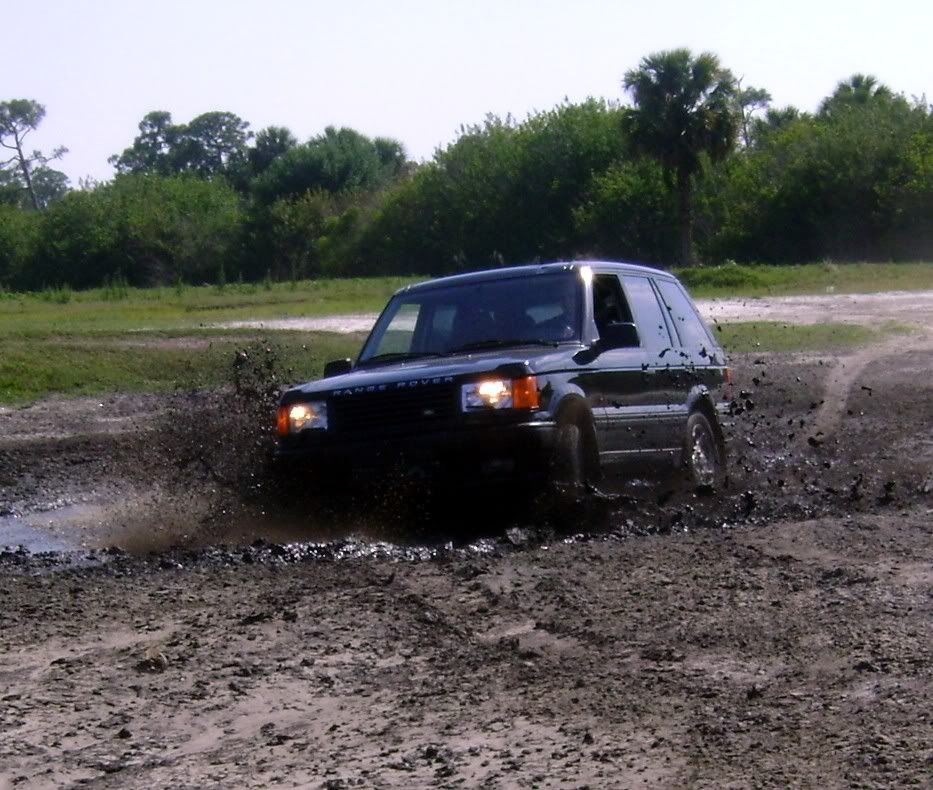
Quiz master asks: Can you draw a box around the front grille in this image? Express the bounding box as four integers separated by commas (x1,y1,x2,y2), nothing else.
329,384,458,436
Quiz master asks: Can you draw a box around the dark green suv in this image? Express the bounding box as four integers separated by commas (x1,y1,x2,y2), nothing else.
276,261,730,493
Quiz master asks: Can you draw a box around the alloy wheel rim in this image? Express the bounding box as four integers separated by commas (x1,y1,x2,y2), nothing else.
691,423,718,487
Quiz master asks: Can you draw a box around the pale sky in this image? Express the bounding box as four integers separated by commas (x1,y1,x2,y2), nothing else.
5,0,932,184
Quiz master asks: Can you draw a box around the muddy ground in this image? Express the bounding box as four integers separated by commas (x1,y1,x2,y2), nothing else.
1,322,932,787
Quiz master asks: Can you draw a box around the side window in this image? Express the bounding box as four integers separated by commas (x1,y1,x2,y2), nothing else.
621,275,672,350
592,274,633,335
655,279,712,350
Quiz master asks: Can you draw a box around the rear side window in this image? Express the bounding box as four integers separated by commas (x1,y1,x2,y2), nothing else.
622,275,672,350
655,279,712,351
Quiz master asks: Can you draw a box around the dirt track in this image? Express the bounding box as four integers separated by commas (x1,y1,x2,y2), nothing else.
2,506,931,789
2,297,932,787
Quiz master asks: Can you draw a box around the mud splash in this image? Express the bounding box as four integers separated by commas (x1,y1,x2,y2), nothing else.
2,333,932,565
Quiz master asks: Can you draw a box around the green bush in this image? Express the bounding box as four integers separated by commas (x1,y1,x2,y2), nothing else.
10,174,242,290
1,81,930,290
357,100,631,274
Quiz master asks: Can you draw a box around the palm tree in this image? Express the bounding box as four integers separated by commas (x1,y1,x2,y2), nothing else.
819,74,893,116
623,49,738,266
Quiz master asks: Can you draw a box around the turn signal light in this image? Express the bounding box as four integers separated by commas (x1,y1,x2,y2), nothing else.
511,376,539,409
276,406,289,436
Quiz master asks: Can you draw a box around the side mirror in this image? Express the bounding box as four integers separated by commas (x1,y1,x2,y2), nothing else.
599,322,640,350
323,358,353,378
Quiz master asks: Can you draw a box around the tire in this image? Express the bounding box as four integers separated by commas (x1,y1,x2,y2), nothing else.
551,422,586,489
540,418,607,530
685,411,725,490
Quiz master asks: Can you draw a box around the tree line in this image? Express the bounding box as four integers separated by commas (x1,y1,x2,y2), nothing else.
1,49,930,291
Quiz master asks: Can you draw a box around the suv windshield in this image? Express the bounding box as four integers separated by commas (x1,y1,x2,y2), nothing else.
359,271,583,364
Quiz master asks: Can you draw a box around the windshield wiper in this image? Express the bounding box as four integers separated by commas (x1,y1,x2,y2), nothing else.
359,351,445,366
446,338,562,354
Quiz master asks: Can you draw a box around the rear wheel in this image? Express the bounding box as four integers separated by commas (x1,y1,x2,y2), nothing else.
685,411,725,490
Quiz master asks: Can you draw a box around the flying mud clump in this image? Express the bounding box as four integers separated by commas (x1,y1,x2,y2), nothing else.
135,339,305,547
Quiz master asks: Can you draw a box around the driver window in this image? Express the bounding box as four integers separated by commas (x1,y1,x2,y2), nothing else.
592,274,633,335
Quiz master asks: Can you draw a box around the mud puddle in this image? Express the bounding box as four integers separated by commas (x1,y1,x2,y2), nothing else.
0,511,77,553
0,480,531,571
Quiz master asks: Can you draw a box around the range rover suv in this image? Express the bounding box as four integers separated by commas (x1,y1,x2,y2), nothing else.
275,261,730,494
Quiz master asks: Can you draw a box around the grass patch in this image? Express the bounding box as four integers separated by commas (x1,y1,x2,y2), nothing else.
0,276,418,338
2,266,926,404
2,321,907,404
3,264,931,338
676,262,933,298
716,321,910,353
0,332,364,405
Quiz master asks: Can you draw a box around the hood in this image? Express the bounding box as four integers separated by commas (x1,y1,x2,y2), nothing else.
287,345,580,399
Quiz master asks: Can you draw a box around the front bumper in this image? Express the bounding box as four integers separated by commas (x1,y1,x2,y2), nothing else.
274,419,557,483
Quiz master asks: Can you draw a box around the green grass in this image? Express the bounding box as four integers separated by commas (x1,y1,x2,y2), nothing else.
0,276,419,338
2,264,930,338
0,331,364,405
715,321,911,353
675,261,933,298
1,321,911,405
1,265,927,404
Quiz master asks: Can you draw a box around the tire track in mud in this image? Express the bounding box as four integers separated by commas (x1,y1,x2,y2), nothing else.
807,329,933,443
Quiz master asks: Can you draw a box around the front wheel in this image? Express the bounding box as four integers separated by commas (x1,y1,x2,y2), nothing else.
551,422,586,489
540,419,606,530
685,411,725,490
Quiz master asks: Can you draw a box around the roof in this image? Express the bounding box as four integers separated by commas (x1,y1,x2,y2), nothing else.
398,260,673,294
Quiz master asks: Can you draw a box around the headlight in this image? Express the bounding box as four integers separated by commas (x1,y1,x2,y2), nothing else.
461,376,539,411
276,401,328,435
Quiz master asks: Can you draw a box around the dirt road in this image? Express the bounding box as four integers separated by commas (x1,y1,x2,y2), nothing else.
2,294,932,788
2,506,931,789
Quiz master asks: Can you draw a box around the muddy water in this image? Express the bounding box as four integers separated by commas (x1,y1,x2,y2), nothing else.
0,500,172,554
0,511,76,553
